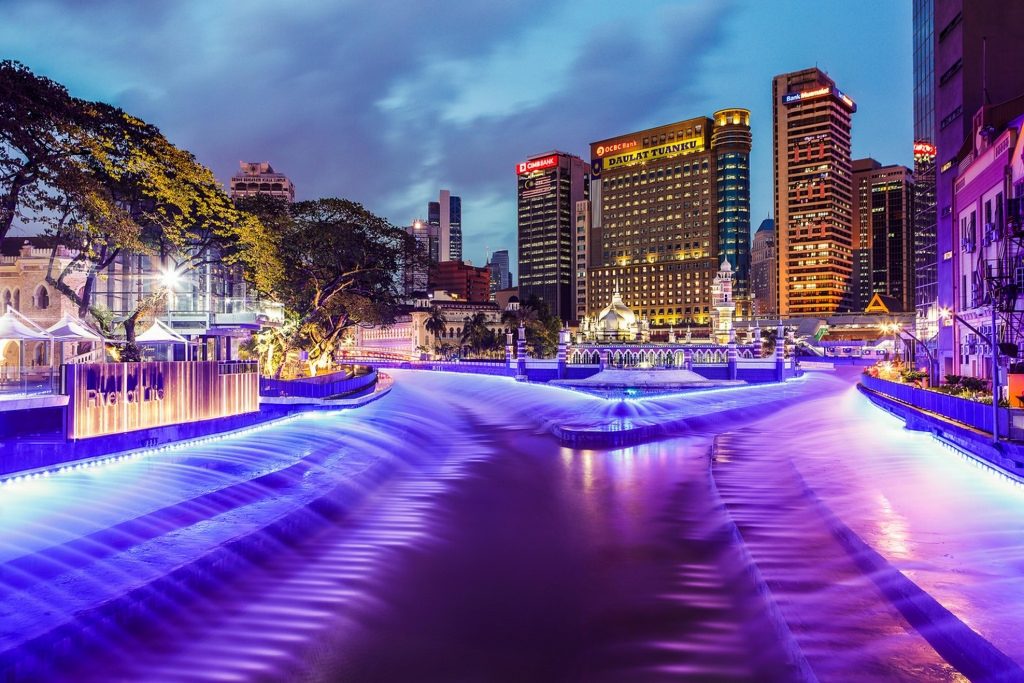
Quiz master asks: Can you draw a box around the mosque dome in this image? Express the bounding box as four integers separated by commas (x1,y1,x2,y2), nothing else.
597,290,636,332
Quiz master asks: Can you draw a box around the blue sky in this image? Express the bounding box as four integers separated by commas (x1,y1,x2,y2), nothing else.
2,0,912,278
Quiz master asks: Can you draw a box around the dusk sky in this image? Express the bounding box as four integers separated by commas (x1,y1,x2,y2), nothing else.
3,1,912,277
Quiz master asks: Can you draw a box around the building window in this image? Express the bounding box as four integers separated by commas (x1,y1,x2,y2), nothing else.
34,285,50,310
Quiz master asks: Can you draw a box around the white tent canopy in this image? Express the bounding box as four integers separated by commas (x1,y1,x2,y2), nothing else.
0,309,50,340
136,318,188,344
46,313,104,342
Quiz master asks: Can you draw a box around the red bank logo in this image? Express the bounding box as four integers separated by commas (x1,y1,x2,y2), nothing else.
516,154,559,175
593,140,638,157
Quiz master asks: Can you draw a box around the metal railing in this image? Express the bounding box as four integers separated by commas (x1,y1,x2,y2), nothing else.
259,367,377,399
0,367,57,397
861,374,1008,436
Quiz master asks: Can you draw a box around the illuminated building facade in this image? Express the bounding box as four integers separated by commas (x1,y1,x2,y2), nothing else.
773,68,856,316
403,219,438,296
852,159,915,312
429,190,462,263
432,260,491,303
587,111,751,328
229,161,295,202
574,199,591,321
750,219,777,316
933,0,1024,376
913,0,938,348
516,151,589,321
488,249,512,299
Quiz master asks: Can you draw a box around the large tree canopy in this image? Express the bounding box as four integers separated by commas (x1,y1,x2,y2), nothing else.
1,60,281,341
239,196,419,374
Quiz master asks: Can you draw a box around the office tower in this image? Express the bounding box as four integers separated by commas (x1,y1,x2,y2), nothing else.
488,249,512,298
852,159,915,312
773,68,856,316
516,151,589,321
433,261,491,303
587,111,751,327
913,0,938,344
403,219,438,296
429,190,462,263
933,0,1024,375
574,199,591,322
713,109,753,301
750,218,777,316
229,162,295,202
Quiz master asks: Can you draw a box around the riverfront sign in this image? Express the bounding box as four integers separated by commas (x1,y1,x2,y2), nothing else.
65,361,259,439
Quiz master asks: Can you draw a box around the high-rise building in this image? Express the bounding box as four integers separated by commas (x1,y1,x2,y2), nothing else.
933,0,1024,376
229,162,295,202
913,0,938,349
488,249,512,299
516,151,589,321
773,68,856,316
429,190,462,263
852,159,915,312
574,199,591,322
403,219,438,296
587,111,752,327
750,218,777,316
432,260,490,303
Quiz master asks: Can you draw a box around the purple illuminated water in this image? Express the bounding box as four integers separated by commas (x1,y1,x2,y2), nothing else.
3,369,1024,681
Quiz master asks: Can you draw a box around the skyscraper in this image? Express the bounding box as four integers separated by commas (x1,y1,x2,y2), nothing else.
574,199,591,322
403,219,438,296
750,218,777,316
229,162,295,202
852,159,915,312
932,0,1024,376
773,68,856,316
913,0,938,347
488,249,512,298
516,151,589,321
587,111,752,327
429,190,462,263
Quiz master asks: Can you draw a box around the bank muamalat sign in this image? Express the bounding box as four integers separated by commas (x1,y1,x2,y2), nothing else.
516,154,558,175
596,136,704,171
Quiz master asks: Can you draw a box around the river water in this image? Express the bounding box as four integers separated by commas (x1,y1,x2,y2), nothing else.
8,369,1024,681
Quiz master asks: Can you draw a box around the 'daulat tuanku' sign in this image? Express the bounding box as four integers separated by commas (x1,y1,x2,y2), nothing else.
595,136,704,171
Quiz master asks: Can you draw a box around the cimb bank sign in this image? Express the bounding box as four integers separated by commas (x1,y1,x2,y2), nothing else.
65,361,259,439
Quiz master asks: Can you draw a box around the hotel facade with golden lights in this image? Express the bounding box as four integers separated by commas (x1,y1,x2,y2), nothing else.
586,111,751,327
773,67,856,316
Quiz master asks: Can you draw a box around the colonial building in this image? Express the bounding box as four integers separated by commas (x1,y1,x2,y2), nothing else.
229,161,295,202
348,294,511,359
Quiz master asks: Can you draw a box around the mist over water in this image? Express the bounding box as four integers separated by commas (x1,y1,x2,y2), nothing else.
3,369,1023,681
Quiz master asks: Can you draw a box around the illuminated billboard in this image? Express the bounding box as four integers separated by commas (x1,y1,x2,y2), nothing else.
65,361,259,439
782,86,857,112
516,154,559,175
913,141,937,161
593,136,705,171
593,140,639,158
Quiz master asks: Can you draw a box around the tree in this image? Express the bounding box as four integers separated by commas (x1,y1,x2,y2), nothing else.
424,305,447,355
2,61,281,343
459,311,497,356
244,197,418,373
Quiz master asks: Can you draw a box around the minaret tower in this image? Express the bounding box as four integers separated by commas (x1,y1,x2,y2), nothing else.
710,258,736,344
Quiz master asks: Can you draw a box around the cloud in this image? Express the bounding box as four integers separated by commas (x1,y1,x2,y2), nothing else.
2,0,730,273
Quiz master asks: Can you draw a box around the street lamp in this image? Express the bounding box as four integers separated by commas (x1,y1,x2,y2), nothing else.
161,267,182,360
883,321,937,386
939,306,1001,443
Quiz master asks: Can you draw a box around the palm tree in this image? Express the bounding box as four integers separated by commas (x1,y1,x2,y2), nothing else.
460,312,493,356
424,305,447,355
